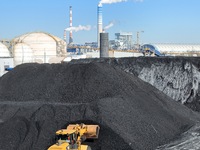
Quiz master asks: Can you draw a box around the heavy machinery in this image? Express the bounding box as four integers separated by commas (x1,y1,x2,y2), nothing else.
48,124,100,150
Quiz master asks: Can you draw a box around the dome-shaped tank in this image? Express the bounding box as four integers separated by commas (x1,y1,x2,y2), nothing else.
0,42,10,57
13,43,33,66
13,32,66,64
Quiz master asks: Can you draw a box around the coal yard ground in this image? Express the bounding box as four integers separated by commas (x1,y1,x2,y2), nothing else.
1,57,200,150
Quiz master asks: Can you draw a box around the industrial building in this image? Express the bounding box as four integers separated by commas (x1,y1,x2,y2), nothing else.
142,44,200,56
85,42,98,48
113,32,133,50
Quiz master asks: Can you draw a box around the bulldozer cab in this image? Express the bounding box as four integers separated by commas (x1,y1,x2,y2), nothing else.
56,131,77,140
66,132,79,149
56,130,79,149
48,124,100,150
56,134,69,141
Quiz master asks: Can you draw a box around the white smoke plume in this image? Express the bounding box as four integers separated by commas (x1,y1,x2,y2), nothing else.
104,21,114,30
100,0,143,4
65,25,91,32
100,0,127,4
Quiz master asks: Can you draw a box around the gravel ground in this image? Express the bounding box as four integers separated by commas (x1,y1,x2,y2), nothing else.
0,61,199,150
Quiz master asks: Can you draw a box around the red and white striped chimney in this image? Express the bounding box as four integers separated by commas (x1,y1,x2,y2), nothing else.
69,6,73,44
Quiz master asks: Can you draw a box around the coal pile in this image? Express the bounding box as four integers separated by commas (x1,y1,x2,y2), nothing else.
124,57,200,112
0,62,139,103
78,57,200,112
0,62,200,150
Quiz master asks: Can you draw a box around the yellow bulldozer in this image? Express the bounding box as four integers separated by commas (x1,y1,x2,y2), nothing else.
48,123,100,150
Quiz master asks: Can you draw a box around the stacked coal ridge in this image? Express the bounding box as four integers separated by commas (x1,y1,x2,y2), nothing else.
0,62,199,150
73,57,200,112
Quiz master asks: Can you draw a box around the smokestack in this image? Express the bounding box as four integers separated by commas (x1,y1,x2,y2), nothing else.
69,6,73,44
97,3,103,48
100,32,109,58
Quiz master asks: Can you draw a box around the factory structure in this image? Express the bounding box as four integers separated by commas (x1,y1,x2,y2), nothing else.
95,3,200,56
1,3,200,76
109,32,134,50
141,44,200,56
96,3,135,50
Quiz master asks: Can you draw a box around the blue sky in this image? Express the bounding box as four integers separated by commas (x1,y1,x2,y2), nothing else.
0,0,200,44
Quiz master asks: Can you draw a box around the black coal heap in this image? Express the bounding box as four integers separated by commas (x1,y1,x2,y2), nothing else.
0,62,199,150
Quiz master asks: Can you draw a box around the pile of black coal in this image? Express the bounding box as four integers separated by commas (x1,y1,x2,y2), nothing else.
0,62,199,150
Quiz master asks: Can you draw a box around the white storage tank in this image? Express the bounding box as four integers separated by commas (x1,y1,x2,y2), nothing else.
0,42,10,57
12,32,66,65
13,43,33,66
